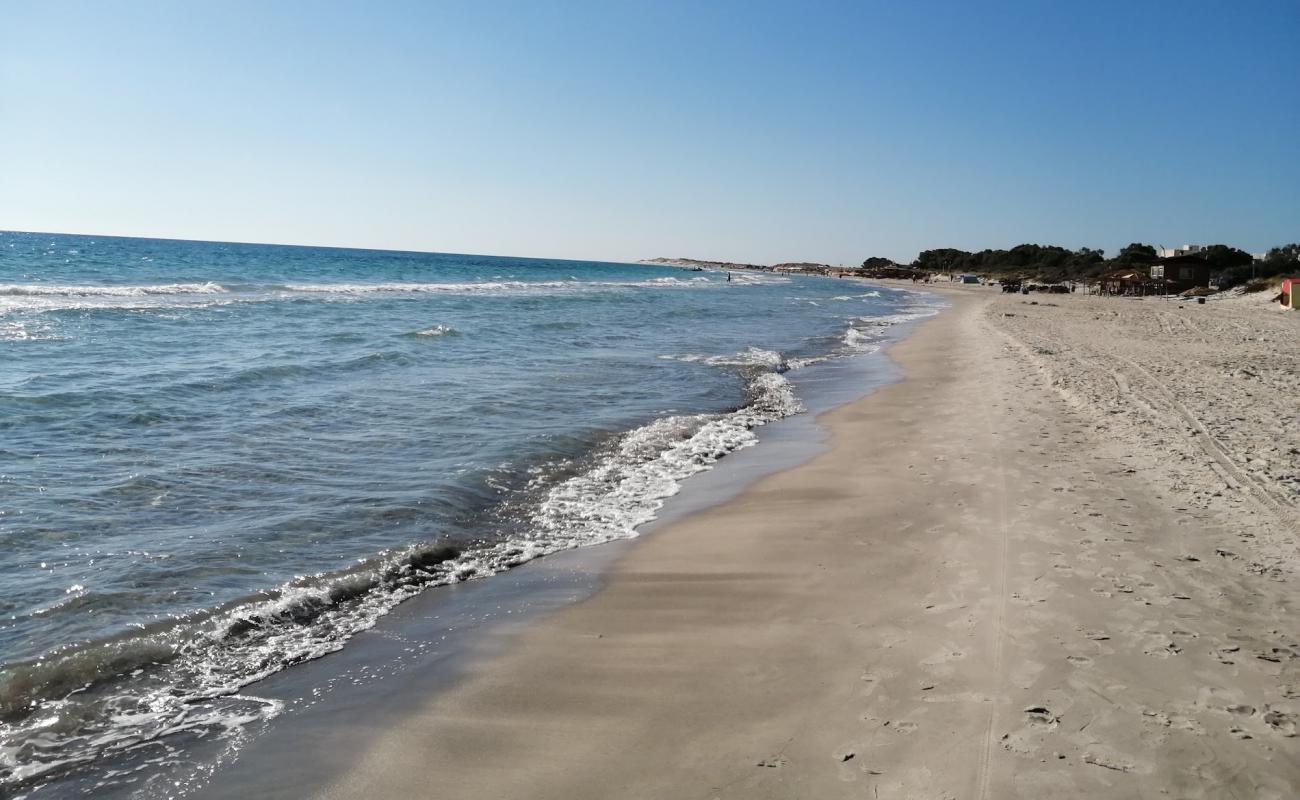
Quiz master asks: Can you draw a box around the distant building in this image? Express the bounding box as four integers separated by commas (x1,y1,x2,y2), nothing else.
1160,245,1266,261
1158,244,1205,258
1150,254,1214,292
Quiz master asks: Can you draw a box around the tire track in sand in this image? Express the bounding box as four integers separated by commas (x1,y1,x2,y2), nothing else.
973,311,1012,800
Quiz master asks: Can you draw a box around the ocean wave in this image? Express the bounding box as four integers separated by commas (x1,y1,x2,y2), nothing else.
854,306,943,327
0,277,723,317
407,324,456,338
532,370,801,546
0,282,227,297
0,320,63,342
842,326,878,352
281,277,712,295
658,346,789,371
725,272,792,285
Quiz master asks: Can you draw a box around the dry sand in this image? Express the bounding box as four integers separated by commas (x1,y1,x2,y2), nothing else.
316,287,1298,799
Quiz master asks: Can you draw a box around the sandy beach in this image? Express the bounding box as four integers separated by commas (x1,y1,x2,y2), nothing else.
314,286,1298,799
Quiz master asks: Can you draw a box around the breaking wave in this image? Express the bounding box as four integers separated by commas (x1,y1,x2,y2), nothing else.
407,324,457,338
0,282,227,297
280,277,712,295
0,277,728,316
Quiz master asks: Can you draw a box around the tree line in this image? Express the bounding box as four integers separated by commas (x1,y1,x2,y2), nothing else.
862,243,1299,288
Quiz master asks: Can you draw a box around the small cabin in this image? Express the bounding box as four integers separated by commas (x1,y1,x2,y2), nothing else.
1150,255,1213,292
1282,277,1300,309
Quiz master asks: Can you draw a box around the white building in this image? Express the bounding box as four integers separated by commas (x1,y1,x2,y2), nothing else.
1159,244,1205,258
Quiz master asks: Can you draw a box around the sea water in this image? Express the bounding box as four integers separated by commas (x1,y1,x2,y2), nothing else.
0,231,938,796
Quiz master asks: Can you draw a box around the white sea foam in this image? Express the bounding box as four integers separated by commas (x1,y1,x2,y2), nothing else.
725,272,793,285
843,326,878,352
0,282,227,297
411,324,456,337
0,283,239,318
659,346,787,370
531,371,801,545
282,277,712,295
0,320,62,341
0,277,735,317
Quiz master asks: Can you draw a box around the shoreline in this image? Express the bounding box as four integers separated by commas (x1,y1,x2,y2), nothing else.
177,282,934,799
300,286,1296,798
3,262,940,798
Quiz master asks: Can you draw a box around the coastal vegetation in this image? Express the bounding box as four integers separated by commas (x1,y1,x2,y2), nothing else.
649,242,1300,293
861,241,1299,290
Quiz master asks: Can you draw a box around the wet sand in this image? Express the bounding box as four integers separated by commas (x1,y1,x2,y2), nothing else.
315,287,1298,799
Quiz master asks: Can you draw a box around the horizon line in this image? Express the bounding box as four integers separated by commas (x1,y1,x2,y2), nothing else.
0,227,656,267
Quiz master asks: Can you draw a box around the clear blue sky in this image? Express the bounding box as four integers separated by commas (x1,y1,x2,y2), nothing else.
2,0,1296,264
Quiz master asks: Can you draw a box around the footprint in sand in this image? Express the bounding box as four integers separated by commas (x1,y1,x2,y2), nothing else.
1024,706,1060,728
1255,646,1296,663
1066,655,1093,667
1144,641,1183,658
1263,710,1297,737
1214,644,1240,664
859,673,881,699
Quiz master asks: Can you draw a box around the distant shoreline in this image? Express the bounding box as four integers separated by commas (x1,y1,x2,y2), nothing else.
640,257,854,277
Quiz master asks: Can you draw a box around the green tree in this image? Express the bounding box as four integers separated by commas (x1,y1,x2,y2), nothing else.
1115,243,1158,264
912,248,972,272
1263,244,1299,268
861,256,896,269
1198,244,1253,270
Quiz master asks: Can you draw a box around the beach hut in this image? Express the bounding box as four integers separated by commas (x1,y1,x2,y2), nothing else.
1282,277,1300,309
1100,269,1158,296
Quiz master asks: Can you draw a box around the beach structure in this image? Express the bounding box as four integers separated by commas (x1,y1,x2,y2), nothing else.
956,273,980,284
1100,268,1162,296
1282,277,1300,309
1150,254,1214,292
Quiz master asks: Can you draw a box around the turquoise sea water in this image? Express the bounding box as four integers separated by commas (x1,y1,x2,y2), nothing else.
0,231,938,795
